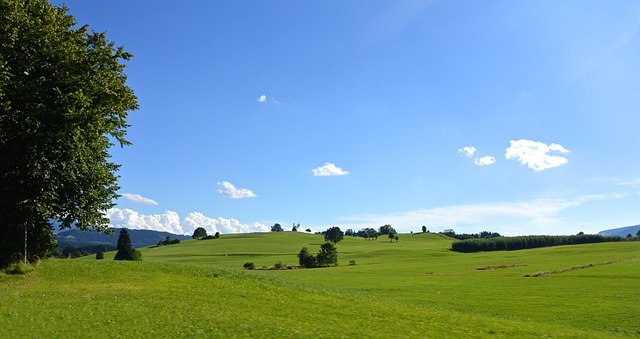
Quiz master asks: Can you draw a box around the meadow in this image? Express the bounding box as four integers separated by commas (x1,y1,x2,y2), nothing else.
1,232,638,338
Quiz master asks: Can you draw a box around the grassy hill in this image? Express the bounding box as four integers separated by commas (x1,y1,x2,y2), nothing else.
2,232,639,337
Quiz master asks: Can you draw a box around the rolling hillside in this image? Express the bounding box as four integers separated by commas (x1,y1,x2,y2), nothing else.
2,232,639,337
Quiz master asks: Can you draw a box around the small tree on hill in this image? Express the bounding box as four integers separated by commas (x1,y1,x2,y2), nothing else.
298,247,316,268
214,231,220,239
114,228,141,261
422,226,427,233
271,223,283,232
379,224,396,235
96,251,104,260
316,242,338,267
192,227,207,239
324,226,344,243
388,232,395,242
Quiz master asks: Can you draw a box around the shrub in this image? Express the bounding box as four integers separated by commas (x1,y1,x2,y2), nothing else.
274,262,286,270
95,252,104,260
298,247,316,268
243,262,255,270
349,260,357,266
133,250,143,261
3,261,34,275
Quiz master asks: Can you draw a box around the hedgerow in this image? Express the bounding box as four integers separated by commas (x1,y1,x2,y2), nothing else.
451,234,630,252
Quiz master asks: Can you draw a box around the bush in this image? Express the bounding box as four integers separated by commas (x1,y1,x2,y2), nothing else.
349,260,357,266
202,235,215,240
274,262,286,270
243,262,255,270
133,250,143,261
298,247,316,268
3,261,35,275
95,252,104,260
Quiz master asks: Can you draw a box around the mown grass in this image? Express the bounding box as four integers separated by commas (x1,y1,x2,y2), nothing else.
1,232,639,337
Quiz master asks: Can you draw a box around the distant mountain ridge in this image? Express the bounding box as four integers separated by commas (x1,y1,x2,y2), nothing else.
56,228,191,250
598,224,640,237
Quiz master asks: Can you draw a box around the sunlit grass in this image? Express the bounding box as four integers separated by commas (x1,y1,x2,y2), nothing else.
2,232,639,337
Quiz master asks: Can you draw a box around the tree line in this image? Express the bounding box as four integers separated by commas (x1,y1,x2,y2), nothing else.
451,234,634,253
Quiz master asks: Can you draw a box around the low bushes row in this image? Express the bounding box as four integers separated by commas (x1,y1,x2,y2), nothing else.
451,234,630,253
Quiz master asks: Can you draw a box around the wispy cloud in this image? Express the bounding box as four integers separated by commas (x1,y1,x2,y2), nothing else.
458,146,476,157
342,193,625,235
217,181,257,199
257,94,267,103
474,156,496,166
617,179,640,187
617,178,640,194
105,208,268,235
121,193,158,206
312,162,349,176
505,139,569,171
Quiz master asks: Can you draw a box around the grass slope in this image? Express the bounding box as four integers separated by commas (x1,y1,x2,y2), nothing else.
1,232,639,337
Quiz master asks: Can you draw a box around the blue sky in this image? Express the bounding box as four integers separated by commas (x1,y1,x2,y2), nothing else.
57,1,640,235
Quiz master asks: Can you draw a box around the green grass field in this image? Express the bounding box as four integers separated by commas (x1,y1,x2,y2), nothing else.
1,232,639,338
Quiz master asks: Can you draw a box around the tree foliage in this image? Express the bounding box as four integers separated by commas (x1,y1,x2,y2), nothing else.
451,234,630,253
298,247,316,268
192,227,207,239
316,242,338,267
297,242,338,268
378,225,396,235
114,229,141,261
271,223,283,232
0,0,137,267
356,228,378,240
324,226,344,243
422,226,427,233
388,232,395,242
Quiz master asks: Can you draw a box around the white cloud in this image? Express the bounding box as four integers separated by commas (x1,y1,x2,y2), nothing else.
121,193,158,206
312,162,349,176
106,208,183,234
182,212,269,234
505,139,570,171
474,156,496,166
105,208,268,235
217,181,257,199
458,146,476,157
257,94,267,103
342,193,625,235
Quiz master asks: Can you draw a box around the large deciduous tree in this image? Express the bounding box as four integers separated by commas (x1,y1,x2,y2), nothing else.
0,0,138,267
